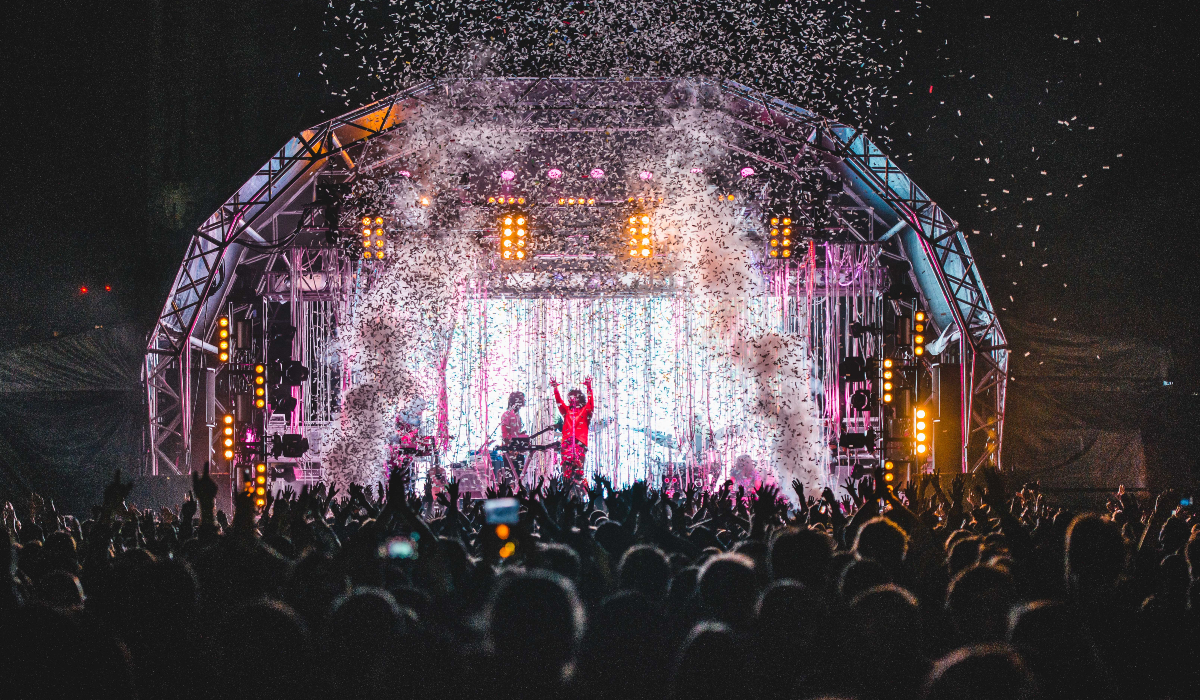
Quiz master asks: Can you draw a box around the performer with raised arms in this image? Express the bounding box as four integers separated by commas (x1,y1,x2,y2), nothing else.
550,376,594,485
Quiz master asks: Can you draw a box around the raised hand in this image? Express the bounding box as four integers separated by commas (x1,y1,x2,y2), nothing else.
446,477,461,509
549,377,559,387
583,376,593,388
179,492,197,523
792,478,805,504
191,463,217,509
104,469,135,515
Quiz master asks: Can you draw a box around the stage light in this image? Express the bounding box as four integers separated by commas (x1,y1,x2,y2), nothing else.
590,168,605,179
914,408,930,458
883,358,893,369
639,171,653,180
740,167,756,178
884,382,893,391
499,542,517,559
256,487,265,496
488,197,496,204
768,217,794,259
558,198,566,205
883,393,893,403
628,213,653,259
224,449,234,460
420,196,431,206
850,388,872,411
256,463,266,473
568,198,576,205
587,198,595,205
80,286,89,294
104,285,111,292
255,498,266,507
547,168,562,179
914,345,925,356
495,523,510,540
256,475,266,485
914,335,925,345
502,170,517,181
499,211,530,260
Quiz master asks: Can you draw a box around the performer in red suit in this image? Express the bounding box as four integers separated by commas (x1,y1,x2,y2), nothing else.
551,376,593,485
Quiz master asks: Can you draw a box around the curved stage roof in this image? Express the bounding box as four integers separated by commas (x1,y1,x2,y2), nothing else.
144,77,1007,475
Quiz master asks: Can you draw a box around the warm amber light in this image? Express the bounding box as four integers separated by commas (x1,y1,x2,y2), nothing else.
256,475,266,485
884,382,892,391
515,251,525,259
884,370,893,379
219,341,229,350
504,217,513,226
883,358,894,368
769,249,779,257
219,317,229,327
884,461,894,470
224,438,233,447
255,399,265,408
219,329,229,339
255,498,265,507
641,216,650,224
884,472,894,482
917,444,927,454
914,335,924,344
916,311,926,321
488,197,496,204
915,346,925,356
374,216,383,225
224,427,233,437
641,248,651,257
516,217,525,225
495,523,510,540
883,393,893,402
782,250,791,257
517,229,525,237
223,415,234,424
770,217,779,225
587,198,595,205
916,409,926,419
420,197,430,206
783,218,791,225
255,376,264,385
499,542,517,559
915,324,924,333
568,198,576,205
363,251,371,260
361,217,371,226
560,198,567,205
518,197,525,204
503,251,512,259
375,251,385,259
630,249,638,256
224,449,234,459
256,487,265,496
629,216,636,224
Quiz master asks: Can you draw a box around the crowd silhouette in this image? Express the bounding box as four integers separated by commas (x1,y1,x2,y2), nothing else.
2,464,1197,700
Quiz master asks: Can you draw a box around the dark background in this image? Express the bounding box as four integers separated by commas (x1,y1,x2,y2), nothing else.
1,0,1197,504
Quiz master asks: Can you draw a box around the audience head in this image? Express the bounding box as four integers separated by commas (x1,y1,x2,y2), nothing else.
923,643,1035,700
769,526,834,589
697,553,760,628
853,517,909,573
618,545,672,601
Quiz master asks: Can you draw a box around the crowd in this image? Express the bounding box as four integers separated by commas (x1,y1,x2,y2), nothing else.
1,463,1198,700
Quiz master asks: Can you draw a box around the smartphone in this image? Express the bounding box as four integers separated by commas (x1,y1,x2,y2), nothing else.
484,497,520,525
380,536,417,560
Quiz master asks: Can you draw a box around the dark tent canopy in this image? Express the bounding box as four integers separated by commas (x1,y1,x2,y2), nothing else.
0,325,145,515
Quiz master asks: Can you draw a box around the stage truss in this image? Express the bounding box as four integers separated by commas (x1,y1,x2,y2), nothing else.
144,77,1007,481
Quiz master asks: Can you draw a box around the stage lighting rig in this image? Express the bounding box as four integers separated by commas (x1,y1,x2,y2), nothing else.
767,217,794,259
216,316,231,363
626,213,654,259
220,412,236,462
838,427,878,452
360,215,386,261
499,211,531,261
913,311,927,357
271,433,310,459
913,407,930,458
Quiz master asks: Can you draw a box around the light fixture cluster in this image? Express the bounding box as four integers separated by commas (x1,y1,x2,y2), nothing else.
914,311,927,356
221,412,236,462
626,196,662,205
254,363,266,409
882,358,895,403
913,408,930,456
216,316,231,363
556,196,596,206
499,212,530,260
242,461,268,507
487,196,526,206
361,216,386,260
768,217,794,259
883,459,896,483
627,214,653,258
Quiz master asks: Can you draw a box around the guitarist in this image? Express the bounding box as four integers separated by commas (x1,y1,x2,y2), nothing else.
500,391,529,484
551,376,594,486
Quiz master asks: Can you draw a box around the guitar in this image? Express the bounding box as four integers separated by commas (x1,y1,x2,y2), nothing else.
498,425,561,453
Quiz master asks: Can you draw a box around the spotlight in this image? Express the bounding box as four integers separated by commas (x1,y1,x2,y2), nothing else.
499,211,531,261
913,408,930,457
850,389,872,411
627,213,653,259
216,317,231,362
767,217,793,259
271,433,310,459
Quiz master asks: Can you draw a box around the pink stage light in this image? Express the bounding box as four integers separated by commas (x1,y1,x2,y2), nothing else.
398,170,411,178
740,167,756,178
690,167,704,174
547,168,563,179
500,170,516,181
590,168,605,179
639,170,653,180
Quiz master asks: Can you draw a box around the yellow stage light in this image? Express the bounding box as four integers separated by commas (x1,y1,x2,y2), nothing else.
884,358,893,368
915,346,925,356
917,444,927,454
223,414,234,425
219,317,229,327
255,398,265,408
375,251,385,259
884,472,894,482
496,523,510,540
499,542,517,559
420,197,431,206
256,487,265,496
255,498,265,507
224,449,234,459
916,311,925,322
883,393,893,403
256,475,266,485
915,335,925,344
361,216,371,226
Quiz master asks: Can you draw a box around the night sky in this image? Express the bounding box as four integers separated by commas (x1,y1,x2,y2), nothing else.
3,1,1198,382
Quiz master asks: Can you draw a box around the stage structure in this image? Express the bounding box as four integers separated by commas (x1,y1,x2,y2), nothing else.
144,78,1007,497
